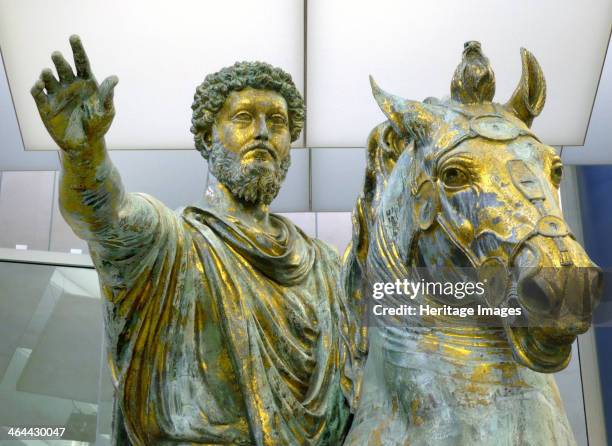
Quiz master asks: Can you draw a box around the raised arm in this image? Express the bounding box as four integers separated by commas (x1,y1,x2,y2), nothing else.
31,35,137,241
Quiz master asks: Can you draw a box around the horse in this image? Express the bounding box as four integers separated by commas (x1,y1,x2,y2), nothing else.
341,42,602,446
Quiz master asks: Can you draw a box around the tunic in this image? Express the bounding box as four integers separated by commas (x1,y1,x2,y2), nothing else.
87,193,352,445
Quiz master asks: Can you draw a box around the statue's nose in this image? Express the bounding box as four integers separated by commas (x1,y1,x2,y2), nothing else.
254,115,269,141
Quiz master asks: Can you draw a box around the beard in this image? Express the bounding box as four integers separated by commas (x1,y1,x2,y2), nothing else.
207,136,291,206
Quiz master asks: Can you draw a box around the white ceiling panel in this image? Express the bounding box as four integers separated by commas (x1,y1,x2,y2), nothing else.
307,0,611,148
0,0,304,150
563,36,612,164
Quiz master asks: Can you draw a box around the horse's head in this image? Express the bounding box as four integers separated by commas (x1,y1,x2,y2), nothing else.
346,42,602,374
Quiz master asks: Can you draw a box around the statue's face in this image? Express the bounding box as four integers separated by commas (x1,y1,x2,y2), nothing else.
207,87,292,205
213,87,291,167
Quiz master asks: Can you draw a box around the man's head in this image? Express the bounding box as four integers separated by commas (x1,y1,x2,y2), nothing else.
190,61,304,205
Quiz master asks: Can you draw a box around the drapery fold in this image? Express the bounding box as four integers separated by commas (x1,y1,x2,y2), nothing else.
91,194,351,445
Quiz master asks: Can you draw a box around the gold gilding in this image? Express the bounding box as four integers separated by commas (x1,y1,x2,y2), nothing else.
32,36,352,445
343,42,601,445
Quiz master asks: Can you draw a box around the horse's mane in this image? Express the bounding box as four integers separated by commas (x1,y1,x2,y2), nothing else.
340,121,409,404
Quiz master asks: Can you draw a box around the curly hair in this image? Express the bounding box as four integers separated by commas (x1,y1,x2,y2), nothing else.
190,61,305,159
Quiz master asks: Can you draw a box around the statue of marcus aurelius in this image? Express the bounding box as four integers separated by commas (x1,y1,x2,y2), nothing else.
31,35,355,446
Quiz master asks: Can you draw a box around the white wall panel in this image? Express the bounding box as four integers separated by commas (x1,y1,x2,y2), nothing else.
0,171,54,250
316,212,353,256
311,148,365,212
270,148,310,213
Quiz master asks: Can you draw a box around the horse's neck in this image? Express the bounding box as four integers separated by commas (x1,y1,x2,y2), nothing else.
356,327,571,446
377,321,514,368
372,314,555,411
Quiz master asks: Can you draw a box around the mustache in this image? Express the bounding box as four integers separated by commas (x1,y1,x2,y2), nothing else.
239,141,278,161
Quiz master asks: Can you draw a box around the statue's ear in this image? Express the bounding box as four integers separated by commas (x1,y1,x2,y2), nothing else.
202,128,213,149
369,76,438,145
504,48,546,127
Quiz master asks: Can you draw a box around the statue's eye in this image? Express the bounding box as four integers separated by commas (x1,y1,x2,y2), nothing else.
441,166,470,188
551,162,563,187
231,111,252,123
270,114,288,127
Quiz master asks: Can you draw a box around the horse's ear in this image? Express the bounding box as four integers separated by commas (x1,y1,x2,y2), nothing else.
369,76,438,145
504,48,546,127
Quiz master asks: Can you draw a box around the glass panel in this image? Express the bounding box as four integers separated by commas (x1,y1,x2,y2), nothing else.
0,260,108,445
0,172,55,250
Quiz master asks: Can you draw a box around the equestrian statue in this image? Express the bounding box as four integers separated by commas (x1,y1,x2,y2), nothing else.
342,41,602,446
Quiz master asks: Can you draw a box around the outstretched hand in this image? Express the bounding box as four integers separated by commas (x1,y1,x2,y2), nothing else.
31,35,118,151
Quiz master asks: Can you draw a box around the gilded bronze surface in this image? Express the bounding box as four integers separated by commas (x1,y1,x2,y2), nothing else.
342,42,602,445
32,36,352,446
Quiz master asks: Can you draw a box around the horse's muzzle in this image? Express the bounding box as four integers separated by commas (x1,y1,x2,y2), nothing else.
505,235,603,372
516,262,602,328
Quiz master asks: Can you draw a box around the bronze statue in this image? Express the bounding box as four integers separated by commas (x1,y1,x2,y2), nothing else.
31,35,353,446
342,42,602,445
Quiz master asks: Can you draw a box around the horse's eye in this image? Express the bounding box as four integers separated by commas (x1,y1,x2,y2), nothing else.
551,163,563,187
441,167,470,188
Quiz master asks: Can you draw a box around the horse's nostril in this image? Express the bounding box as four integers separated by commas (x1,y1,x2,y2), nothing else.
518,276,552,313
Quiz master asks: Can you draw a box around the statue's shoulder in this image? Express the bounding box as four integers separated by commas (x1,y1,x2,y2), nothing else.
312,238,341,261
309,236,343,273
271,213,342,264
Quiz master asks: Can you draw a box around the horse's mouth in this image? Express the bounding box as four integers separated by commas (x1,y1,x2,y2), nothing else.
503,323,573,373
500,263,601,373
480,272,575,372
500,282,577,373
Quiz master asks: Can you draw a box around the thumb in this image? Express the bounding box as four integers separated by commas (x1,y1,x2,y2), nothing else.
99,75,119,111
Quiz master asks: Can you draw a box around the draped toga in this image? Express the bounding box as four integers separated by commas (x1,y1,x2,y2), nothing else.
87,193,353,445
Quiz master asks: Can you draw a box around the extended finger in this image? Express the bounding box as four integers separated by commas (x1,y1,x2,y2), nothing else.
51,51,75,83
69,34,92,79
30,79,49,110
99,75,118,111
40,68,60,94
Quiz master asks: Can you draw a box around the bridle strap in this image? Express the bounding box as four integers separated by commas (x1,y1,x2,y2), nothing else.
411,157,575,272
